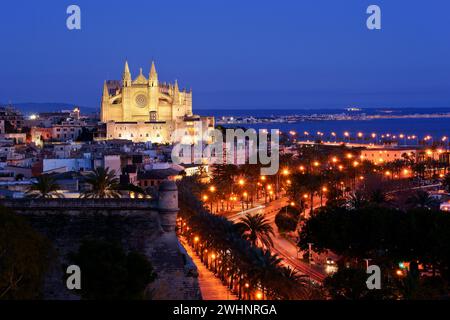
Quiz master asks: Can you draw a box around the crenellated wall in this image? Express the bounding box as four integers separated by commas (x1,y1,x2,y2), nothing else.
1,184,200,300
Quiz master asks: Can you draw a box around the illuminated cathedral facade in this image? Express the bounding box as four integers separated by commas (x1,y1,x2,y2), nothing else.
100,61,214,144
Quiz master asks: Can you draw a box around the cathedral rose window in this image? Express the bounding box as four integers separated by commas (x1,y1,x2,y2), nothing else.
135,94,148,107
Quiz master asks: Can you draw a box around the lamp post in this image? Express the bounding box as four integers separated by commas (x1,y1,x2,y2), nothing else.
308,242,313,264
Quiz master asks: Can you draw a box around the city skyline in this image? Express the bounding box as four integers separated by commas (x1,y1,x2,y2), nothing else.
1,0,450,109
2,1,450,304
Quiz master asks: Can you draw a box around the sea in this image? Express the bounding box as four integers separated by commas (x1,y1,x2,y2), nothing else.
197,108,450,140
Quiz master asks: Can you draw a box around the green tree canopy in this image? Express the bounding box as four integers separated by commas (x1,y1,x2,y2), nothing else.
81,167,121,199
0,206,52,299
275,207,299,234
68,240,156,300
26,174,63,199
299,205,450,282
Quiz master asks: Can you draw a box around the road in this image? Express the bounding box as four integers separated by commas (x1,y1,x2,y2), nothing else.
224,196,328,283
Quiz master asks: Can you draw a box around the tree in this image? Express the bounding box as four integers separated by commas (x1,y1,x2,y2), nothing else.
369,188,392,206
288,173,323,217
324,268,375,300
275,211,297,234
236,213,274,249
0,206,52,299
26,174,63,198
177,176,322,300
347,191,368,210
81,167,121,198
406,190,439,210
68,240,156,300
275,206,299,234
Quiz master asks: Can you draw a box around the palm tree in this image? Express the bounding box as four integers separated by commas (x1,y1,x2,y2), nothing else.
26,174,63,198
289,173,322,217
406,190,439,209
412,162,426,180
347,191,368,210
81,167,121,199
236,213,274,249
211,164,238,209
369,188,392,205
278,266,323,300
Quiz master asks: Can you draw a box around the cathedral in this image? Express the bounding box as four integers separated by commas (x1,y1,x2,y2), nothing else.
100,61,214,144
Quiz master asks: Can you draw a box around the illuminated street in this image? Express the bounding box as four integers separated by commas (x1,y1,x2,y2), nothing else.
224,196,328,283
181,238,237,300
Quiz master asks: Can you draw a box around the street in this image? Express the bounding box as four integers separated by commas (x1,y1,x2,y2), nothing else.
223,196,328,283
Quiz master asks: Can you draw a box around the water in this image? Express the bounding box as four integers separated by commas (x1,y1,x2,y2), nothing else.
197,108,450,139
241,118,450,140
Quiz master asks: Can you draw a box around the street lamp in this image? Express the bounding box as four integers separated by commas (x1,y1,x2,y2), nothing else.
308,242,313,264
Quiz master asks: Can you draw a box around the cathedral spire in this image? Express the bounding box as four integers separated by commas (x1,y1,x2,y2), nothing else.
173,79,180,103
102,81,109,98
122,60,132,87
149,61,158,87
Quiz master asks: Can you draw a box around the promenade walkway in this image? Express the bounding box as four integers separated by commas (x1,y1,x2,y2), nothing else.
181,239,237,300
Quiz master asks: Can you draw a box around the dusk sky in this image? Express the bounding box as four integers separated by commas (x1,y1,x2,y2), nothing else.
1,0,449,110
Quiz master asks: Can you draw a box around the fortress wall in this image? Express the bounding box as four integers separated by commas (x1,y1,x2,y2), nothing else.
1,198,201,300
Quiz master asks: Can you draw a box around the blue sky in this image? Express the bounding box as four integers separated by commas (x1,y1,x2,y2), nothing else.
0,0,449,110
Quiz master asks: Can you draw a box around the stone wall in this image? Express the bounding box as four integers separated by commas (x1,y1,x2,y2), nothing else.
1,197,201,300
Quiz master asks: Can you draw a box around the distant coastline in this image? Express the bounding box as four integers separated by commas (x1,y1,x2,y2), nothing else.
214,110,450,125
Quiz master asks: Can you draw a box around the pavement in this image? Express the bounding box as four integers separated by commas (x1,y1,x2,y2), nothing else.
180,238,237,300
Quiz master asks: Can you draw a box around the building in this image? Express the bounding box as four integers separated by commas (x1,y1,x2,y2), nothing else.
30,127,53,146
137,167,182,189
100,61,214,144
0,105,24,132
360,147,418,164
52,120,87,141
